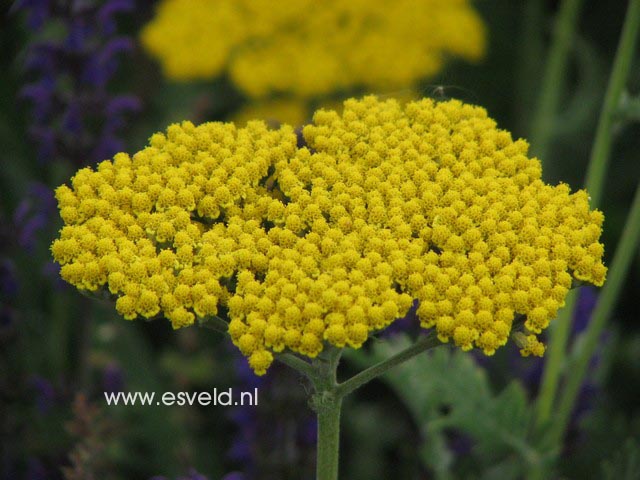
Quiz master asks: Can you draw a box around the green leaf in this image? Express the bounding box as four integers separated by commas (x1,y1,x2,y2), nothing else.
347,335,539,478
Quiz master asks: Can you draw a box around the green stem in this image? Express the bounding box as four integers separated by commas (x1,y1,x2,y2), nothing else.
311,348,342,480
516,0,545,135
336,332,442,398
529,0,585,163
534,290,577,428
315,392,342,480
533,0,640,444
276,352,317,379
584,0,640,207
311,333,445,479
551,181,640,444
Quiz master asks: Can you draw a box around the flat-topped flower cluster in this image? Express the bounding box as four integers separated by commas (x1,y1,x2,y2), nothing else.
141,0,485,97
51,97,606,374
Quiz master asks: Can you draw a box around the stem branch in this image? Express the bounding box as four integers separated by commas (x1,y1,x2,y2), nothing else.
311,348,343,480
276,352,317,379
336,332,442,398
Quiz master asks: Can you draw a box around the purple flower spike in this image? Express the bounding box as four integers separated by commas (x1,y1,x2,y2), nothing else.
149,469,212,480
12,0,52,30
28,126,57,162
180,469,209,480
226,347,317,478
42,261,67,290
12,182,56,251
66,19,93,52
221,473,246,480
62,102,84,135
98,0,135,35
104,94,142,130
91,133,125,163
0,259,19,303
83,36,133,87
106,94,142,117
23,42,61,73
20,79,56,121
573,287,599,335
102,362,125,395
17,0,139,166
29,375,57,415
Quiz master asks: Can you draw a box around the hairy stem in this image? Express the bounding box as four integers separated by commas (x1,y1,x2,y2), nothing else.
311,348,342,480
315,393,342,480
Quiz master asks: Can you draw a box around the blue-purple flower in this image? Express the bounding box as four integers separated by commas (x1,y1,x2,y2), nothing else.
12,183,56,252
101,362,125,395
15,0,140,166
227,350,317,478
150,468,210,480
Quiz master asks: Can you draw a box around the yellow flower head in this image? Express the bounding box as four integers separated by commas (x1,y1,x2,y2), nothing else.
52,96,606,375
141,0,486,98
233,98,309,128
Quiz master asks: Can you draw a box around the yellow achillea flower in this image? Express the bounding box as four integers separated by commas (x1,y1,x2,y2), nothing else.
140,0,246,80
51,96,606,375
141,0,485,97
233,98,309,128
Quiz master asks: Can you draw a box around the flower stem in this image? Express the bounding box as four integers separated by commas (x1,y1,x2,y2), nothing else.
534,0,640,440
199,311,445,479
311,348,342,480
584,0,640,207
276,352,317,379
551,181,640,443
310,333,445,479
335,332,442,398
534,290,577,428
529,0,585,163
315,392,342,480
